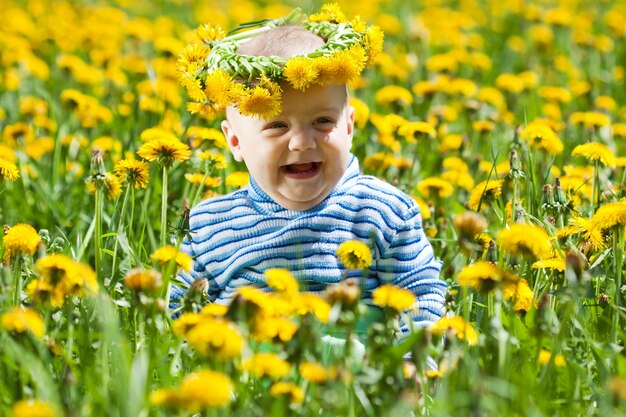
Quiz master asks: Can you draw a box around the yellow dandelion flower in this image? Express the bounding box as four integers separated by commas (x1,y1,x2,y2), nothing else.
372,284,416,312
571,142,616,168
194,23,226,44
284,56,319,91
612,123,626,139
495,73,525,93
237,85,282,119
178,43,210,73
503,278,534,312
336,240,372,270
521,121,564,155
538,349,566,367
538,86,571,104
417,177,454,199
585,200,626,248
3,224,41,256
203,70,234,107
350,97,370,129
28,255,97,307
236,286,274,314
184,173,222,188
457,261,515,292
243,353,291,379
498,223,553,260
1,307,45,339
197,150,228,168
86,173,122,200
308,2,347,23
375,85,413,107
291,293,331,323
137,137,191,166
124,268,162,292
36,254,98,297
180,75,206,102
442,170,474,191
426,54,458,73
176,370,233,411
438,133,464,153
583,111,611,129
316,46,366,86
26,278,64,308
398,121,436,141
151,245,192,272
140,127,178,143
172,313,202,338
114,158,150,189
200,303,228,317
411,196,431,221
468,179,504,211
595,96,616,112
225,171,249,188
270,382,304,404
252,316,298,343
365,25,385,65
12,400,58,417
300,362,337,383
429,316,478,346
0,158,19,182
266,268,299,296
0,143,17,162
185,317,243,359
532,258,566,272
186,101,224,120
472,120,495,133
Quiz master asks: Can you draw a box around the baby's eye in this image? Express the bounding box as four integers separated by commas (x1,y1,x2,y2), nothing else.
313,117,336,127
264,121,288,130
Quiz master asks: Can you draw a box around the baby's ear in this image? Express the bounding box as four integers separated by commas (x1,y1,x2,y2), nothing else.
221,119,244,162
346,103,355,141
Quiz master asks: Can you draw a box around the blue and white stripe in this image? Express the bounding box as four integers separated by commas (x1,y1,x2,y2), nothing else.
173,155,447,332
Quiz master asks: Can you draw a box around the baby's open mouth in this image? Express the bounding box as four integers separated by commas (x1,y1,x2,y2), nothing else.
281,162,321,179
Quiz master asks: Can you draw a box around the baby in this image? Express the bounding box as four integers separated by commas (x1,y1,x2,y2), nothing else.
173,15,447,338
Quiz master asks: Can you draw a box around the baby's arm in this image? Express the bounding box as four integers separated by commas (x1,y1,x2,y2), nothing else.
377,203,447,335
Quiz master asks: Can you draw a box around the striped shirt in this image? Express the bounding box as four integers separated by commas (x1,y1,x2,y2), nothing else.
173,155,447,333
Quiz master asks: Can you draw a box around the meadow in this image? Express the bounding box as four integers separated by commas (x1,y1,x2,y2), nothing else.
1,0,626,415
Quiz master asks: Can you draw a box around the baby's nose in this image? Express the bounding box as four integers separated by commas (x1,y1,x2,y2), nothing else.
288,130,317,151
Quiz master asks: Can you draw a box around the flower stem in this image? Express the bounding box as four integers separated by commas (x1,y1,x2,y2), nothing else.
160,166,169,247
611,226,624,344
11,256,23,306
110,184,131,287
94,187,104,284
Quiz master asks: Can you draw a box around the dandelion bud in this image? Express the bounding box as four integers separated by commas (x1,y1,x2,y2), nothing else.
553,178,569,212
325,278,361,307
454,212,487,239
175,199,191,241
541,184,555,212
90,149,106,177
124,268,162,292
486,240,498,263
598,293,609,307
565,251,586,284
508,149,524,179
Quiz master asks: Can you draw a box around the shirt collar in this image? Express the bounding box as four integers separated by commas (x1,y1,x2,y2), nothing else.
246,154,360,218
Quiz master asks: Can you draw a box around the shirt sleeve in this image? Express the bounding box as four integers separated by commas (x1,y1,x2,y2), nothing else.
376,203,447,336
170,233,220,309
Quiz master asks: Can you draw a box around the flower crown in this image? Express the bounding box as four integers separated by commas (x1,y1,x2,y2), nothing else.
178,4,384,120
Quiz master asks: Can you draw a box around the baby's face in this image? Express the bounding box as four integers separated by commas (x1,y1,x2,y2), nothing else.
222,84,354,211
